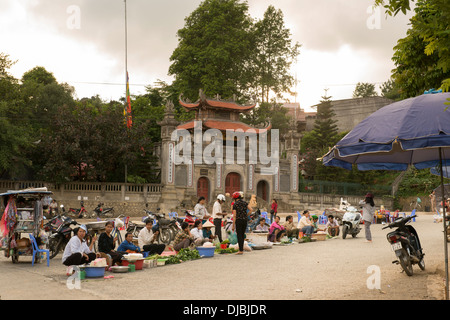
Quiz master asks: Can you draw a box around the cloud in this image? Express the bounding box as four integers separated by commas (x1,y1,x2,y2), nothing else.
2,0,414,107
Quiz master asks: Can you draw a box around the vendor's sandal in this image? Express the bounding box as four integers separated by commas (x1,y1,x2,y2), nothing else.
236,251,244,255
66,266,74,276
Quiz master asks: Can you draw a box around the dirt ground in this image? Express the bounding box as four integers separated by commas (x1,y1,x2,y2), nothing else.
0,212,447,301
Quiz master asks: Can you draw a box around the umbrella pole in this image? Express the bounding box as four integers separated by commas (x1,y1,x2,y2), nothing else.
439,147,449,300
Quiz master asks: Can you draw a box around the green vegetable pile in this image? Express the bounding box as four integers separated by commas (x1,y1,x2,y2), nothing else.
215,247,238,254
144,248,201,265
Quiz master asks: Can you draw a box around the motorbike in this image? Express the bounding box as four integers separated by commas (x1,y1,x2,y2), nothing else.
48,216,78,259
43,215,66,236
91,202,115,219
184,210,198,228
341,206,362,239
63,201,87,219
382,214,425,276
168,213,183,238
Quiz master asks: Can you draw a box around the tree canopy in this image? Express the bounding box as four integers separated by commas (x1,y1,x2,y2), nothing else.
377,0,450,97
169,0,300,104
352,82,378,98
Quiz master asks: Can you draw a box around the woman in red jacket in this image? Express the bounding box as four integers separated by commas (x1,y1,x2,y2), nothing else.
270,199,278,224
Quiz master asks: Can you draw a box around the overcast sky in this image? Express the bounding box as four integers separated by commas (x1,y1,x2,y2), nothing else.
1,0,414,111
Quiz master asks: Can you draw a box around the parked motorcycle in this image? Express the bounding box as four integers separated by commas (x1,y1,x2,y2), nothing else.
168,213,183,239
48,216,78,259
184,210,198,228
382,214,425,276
43,215,65,236
91,202,115,219
341,206,362,239
63,201,87,219
126,219,144,238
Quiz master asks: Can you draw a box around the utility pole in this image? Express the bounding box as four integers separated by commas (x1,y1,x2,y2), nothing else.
124,0,128,184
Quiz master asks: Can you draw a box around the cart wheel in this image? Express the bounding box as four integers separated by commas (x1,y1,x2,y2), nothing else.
11,254,18,263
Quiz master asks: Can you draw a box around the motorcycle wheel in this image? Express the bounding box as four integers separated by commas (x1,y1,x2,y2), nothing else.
159,228,172,245
342,225,348,239
169,226,179,241
49,237,63,259
418,257,426,271
399,248,413,276
104,209,115,218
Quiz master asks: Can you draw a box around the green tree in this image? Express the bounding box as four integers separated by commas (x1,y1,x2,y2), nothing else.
241,101,292,135
374,0,415,16
309,93,339,151
169,0,254,102
352,82,378,98
380,79,401,101
0,53,32,178
376,0,450,95
37,103,155,183
250,5,301,103
20,66,76,133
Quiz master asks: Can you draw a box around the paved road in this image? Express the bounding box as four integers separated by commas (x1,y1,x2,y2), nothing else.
0,213,447,300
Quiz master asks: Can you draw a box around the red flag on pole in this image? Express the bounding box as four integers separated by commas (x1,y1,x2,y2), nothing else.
125,71,132,129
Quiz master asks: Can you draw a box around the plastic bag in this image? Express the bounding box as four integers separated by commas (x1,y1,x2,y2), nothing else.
228,231,238,245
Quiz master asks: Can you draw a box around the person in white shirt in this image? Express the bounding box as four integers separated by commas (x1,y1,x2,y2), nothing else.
255,217,269,232
138,219,165,255
194,196,210,221
326,215,340,237
297,210,314,236
212,194,226,242
190,220,209,246
360,193,375,243
62,225,99,266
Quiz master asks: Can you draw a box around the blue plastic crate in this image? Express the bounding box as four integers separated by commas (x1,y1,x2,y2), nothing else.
196,246,215,258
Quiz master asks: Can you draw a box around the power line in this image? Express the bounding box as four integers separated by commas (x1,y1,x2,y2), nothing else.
70,81,149,87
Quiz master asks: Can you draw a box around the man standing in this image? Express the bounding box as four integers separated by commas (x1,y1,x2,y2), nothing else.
212,194,226,242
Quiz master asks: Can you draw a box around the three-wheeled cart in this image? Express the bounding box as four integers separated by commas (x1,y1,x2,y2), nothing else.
0,188,53,263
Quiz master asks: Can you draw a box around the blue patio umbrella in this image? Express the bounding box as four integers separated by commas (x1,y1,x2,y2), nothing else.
322,92,450,298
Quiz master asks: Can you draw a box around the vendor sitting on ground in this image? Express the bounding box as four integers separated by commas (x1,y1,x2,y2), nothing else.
138,218,165,255
190,220,210,246
255,217,269,232
202,220,216,241
283,215,299,238
298,210,315,236
62,225,100,267
326,215,340,237
118,232,141,253
311,215,326,233
268,216,286,242
98,221,124,267
173,222,195,251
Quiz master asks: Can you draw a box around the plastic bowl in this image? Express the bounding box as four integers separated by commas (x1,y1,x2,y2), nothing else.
84,266,105,278
111,266,129,273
